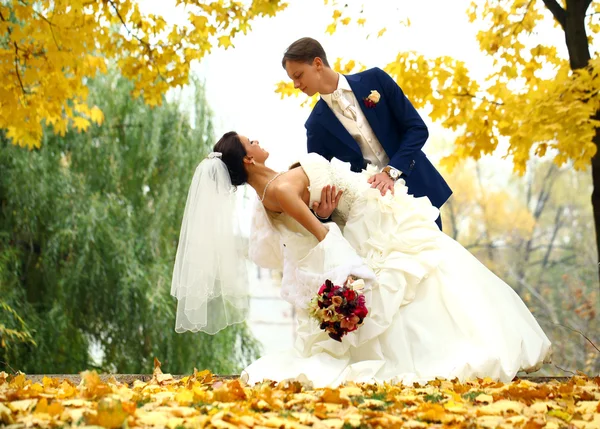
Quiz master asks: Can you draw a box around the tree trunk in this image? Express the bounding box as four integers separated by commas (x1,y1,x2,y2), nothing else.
591,113,600,283
564,0,592,70
560,0,598,285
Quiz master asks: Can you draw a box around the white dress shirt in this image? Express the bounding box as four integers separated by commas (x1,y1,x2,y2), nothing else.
321,74,390,170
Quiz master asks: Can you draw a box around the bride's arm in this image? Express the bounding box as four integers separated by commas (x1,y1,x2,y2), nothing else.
276,184,329,242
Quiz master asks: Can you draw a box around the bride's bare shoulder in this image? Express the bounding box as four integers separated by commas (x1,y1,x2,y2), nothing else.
273,170,306,193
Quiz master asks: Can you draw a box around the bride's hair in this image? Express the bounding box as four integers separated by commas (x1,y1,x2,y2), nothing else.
213,131,248,186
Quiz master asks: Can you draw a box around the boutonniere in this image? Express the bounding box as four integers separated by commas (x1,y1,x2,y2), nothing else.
363,90,380,108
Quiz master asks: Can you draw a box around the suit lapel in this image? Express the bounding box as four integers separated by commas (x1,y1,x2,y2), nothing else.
346,73,383,143
314,100,361,155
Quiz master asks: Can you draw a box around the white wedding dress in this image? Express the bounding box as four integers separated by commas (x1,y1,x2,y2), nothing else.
242,153,552,387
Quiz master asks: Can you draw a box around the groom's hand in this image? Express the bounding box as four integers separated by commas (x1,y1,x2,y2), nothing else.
312,185,343,220
368,173,395,196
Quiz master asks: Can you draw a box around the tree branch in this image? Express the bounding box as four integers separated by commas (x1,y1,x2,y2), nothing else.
506,265,559,323
465,242,504,250
554,322,600,354
1,10,28,95
541,206,564,269
17,0,61,51
11,42,28,96
529,254,576,266
453,91,504,106
510,0,535,37
105,0,167,82
106,0,153,51
542,0,567,29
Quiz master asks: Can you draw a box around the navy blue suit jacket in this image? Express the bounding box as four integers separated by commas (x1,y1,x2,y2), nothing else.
305,67,452,209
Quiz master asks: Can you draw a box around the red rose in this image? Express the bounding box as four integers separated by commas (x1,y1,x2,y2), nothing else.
318,283,328,295
343,289,357,301
354,304,368,319
363,98,376,108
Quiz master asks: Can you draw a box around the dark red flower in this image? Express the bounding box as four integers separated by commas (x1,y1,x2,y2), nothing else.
354,304,368,319
363,98,376,108
329,332,343,342
318,283,328,294
343,289,357,301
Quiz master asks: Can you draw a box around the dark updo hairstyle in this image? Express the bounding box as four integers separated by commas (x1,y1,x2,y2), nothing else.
213,131,248,186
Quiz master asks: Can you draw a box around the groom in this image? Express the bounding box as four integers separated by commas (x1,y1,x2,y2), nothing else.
282,37,452,229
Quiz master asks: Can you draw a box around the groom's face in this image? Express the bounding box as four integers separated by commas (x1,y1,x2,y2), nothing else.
285,59,322,97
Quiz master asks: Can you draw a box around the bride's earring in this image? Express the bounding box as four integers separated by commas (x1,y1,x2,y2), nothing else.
251,159,256,165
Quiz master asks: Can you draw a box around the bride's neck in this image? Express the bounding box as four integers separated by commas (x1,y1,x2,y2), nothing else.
247,165,281,195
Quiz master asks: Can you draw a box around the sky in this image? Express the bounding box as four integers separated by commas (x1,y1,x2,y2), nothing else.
140,0,523,169
195,0,487,170
140,0,573,172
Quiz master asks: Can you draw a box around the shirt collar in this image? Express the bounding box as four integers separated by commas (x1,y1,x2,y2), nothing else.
320,73,352,106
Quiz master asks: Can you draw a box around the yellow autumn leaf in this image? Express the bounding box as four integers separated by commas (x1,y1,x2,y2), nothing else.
326,23,337,35
33,397,48,414
94,398,128,429
72,117,91,133
274,81,302,98
90,106,104,126
377,27,387,38
217,35,233,49
548,409,573,422
3,370,600,429
1,0,287,149
341,59,356,74
174,389,194,405
444,400,467,413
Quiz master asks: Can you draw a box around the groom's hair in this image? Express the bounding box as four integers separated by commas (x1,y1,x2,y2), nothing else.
281,38,330,69
213,131,248,187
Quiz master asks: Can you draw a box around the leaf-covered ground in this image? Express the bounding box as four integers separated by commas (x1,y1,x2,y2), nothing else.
1,360,599,428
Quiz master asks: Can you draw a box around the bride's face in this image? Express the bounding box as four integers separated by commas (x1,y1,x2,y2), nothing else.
239,135,269,164
285,59,323,97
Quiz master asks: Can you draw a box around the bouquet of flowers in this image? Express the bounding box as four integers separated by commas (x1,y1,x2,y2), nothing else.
308,275,369,342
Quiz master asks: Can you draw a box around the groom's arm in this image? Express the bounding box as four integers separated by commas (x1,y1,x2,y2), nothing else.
373,67,428,177
306,123,332,161
306,123,338,222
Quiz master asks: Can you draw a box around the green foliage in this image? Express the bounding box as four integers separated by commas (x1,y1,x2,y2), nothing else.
462,391,485,401
0,72,260,374
424,393,444,403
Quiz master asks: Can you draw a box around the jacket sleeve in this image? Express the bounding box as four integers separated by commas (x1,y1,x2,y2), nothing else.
305,121,333,223
306,121,332,161
374,67,428,177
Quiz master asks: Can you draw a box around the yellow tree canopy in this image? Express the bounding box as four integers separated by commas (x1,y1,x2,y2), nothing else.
0,0,286,149
277,0,600,175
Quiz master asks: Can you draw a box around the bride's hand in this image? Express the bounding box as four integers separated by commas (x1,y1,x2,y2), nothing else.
368,173,395,196
312,185,343,219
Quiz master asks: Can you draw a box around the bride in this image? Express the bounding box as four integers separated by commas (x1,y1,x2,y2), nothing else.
171,131,552,387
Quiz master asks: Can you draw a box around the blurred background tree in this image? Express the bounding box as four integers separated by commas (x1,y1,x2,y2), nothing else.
0,72,261,374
